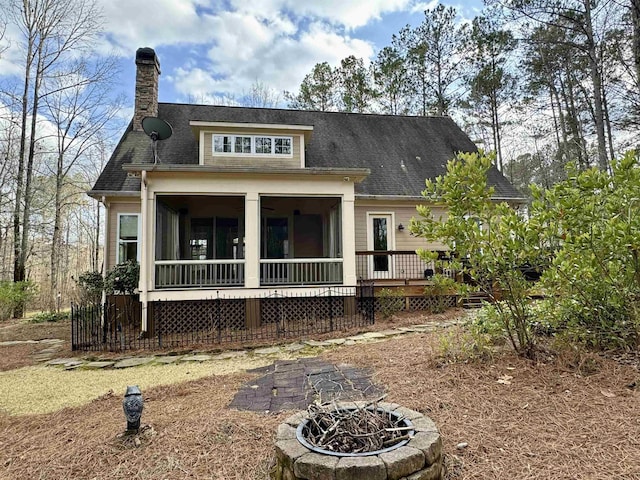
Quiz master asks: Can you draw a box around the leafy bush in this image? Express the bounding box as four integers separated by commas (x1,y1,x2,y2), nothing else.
532,152,640,350
424,274,461,313
410,151,545,357
437,325,494,363
29,311,69,323
378,288,405,318
105,261,139,295
0,281,38,321
76,271,104,305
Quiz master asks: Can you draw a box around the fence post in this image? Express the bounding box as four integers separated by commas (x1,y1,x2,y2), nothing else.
70,303,76,351
102,302,108,346
329,289,334,332
216,292,222,343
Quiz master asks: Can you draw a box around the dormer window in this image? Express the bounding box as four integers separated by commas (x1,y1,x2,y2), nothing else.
212,134,292,157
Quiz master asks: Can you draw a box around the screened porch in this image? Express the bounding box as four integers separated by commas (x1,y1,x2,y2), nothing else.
153,195,343,289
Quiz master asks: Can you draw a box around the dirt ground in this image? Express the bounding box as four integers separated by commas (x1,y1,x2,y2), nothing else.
0,318,71,342
1,316,640,479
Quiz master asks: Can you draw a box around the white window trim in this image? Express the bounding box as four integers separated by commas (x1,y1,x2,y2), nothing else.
116,213,141,263
211,134,294,158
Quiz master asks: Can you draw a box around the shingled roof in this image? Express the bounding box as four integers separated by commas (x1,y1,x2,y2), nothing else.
91,103,524,200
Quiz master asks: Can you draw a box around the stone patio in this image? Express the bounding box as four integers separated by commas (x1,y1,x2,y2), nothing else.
230,358,385,412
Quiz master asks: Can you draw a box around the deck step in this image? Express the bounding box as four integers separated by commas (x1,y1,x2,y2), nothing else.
462,293,490,309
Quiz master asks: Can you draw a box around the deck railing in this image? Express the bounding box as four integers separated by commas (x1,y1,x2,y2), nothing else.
155,260,245,289
356,250,454,281
260,258,343,286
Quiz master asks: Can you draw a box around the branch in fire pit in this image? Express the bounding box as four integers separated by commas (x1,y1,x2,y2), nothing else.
301,398,412,454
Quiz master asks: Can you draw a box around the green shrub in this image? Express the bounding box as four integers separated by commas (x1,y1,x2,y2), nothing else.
378,288,405,318
410,151,544,357
105,261,139,295
0,281,38,321
532,152,640,351
76,271,104,305
29,311,70,323
437,325,494,363
424,274,461,313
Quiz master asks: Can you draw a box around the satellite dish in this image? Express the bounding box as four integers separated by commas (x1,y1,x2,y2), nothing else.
142,116,173,163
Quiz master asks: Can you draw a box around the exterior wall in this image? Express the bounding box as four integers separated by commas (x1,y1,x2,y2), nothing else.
106,198,142,270
354,199,448,252
201,129,302,168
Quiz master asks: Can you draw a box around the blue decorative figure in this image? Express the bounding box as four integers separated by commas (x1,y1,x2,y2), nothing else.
123,385,144,432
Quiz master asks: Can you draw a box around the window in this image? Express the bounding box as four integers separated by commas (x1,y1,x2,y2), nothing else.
117,214,140,263
234,136,251,153
213,135,232,153
255,137,272,154
211,134,292,156
275,137,291,154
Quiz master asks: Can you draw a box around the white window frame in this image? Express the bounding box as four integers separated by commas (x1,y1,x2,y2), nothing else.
116,213,141,263
211,134,293,157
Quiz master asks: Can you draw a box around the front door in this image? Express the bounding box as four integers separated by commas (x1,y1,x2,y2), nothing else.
368,214,393,279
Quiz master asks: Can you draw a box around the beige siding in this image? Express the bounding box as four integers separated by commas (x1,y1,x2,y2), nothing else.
354,200,448,252
107,200,141,270
202,130,301,168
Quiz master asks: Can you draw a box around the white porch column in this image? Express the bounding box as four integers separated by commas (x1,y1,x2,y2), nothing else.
245,192,260,288
140,172,152,331
342,197,357,286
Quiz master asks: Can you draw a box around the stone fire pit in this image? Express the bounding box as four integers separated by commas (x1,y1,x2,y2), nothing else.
271,402,443,480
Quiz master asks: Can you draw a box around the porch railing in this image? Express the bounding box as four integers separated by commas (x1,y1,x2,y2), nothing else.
155,260,245,289
356,250,454,281
260,258,343,286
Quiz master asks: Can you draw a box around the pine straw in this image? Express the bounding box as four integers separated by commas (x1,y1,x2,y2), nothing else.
324,334,640,480
0,343,45,371
1,326,639,479
0,374,288,480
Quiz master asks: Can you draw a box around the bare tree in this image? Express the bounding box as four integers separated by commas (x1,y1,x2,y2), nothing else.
7,0,100,316
242,80,281,108
41,55,123,309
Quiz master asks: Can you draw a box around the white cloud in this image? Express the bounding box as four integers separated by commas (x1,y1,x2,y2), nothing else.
230,0,412,29
410,0,439,14
96,0,219,53
172,20,374,100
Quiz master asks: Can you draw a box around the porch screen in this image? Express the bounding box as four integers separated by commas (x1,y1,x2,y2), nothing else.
155,202,179,260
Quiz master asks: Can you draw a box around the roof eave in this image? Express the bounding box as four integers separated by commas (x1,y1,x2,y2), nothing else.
122,164,370,183
87,190,140,199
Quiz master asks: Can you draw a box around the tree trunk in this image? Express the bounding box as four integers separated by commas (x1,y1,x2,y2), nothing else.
632,0,640,90
583,0,608,171
12,5,36,317
49,158,64,311
601,83,616,168
18,51,44,313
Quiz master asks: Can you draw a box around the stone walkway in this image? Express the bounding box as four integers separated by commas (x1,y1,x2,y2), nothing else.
38,316,468,371
230,358,384,412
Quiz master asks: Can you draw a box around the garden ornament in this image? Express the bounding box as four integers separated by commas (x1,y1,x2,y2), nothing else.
123,385,144,432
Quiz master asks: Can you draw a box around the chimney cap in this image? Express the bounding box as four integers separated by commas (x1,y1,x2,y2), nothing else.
136,47,159,67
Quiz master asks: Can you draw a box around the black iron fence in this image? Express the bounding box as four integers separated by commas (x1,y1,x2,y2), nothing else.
71,286,375,352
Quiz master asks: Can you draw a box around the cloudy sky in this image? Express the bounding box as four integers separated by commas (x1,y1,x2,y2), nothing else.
90,0,483,107
0,0,484,113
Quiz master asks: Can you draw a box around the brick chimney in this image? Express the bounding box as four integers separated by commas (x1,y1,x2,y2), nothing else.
133,47,161,131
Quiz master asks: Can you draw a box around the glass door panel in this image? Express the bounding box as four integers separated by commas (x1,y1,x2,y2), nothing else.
368,214,393,279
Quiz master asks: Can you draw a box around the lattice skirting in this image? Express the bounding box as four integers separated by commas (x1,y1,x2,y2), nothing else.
260,297,345,324
374,295,458,313
154,299,246,334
